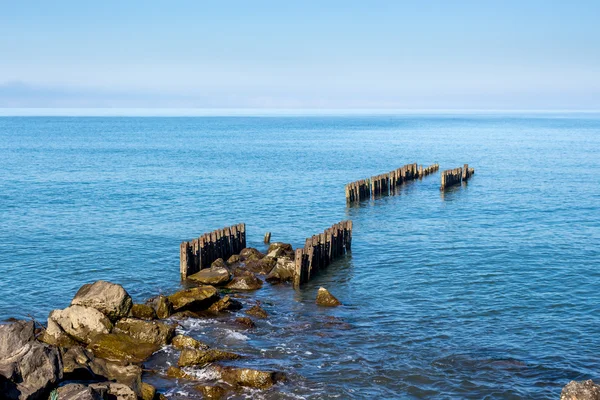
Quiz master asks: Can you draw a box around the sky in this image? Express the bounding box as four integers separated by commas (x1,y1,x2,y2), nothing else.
0,1,599,110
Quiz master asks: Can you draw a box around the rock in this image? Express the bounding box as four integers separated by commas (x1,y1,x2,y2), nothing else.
129,304,156,320
266,242,294,258
235,317,255,328
56,383,106,400
226,275,263,291
211,258,227,269
61,346,142,395
245,256,276,275
89,382,137,400
178,348,240,367
187,266,231,286
195,384,227,399
48,305,113,344
171,334,209,350
113,318,175,346
246,304,268,319
0,320,63,400
265,257,295,283
215,366,285,389
239,248,265,262
71,280,133,321
141,382,156,400
39,318,78,348
561,380,600,400
316,287,341,307
227,254,240,264
166,366,194,380
147,295,173,319
207,295,243,314
88,333,160,363
170,311,200,320
168,286,219,312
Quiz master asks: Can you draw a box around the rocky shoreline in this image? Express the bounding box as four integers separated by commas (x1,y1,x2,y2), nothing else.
1,240,591,399
0,242,342,400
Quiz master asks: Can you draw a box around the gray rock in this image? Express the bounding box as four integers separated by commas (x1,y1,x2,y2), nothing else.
49,305,113,344
147,295,173,319
226,275,263,291
71,280,133,321
561,380,600,400
89,382,137,400
0,320,63,400
215,365,286,389
266,242,294,258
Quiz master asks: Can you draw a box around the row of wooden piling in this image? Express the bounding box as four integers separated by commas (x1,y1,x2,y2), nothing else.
440,164,475,191
180,223,246,279
345,163,440,202
293,221,353,288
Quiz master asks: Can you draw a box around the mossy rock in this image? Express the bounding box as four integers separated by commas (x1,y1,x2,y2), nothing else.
88,333,160,363
171,334,209,350
168,286,219,312
130,304,156,320
178,348,240,367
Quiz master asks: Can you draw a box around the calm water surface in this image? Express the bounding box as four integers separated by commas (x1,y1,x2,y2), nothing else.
1,114,599,399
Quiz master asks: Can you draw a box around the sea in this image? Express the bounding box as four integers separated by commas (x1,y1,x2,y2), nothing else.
0,111,599,399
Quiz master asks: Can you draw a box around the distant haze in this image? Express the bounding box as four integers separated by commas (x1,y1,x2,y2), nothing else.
1,1,599,109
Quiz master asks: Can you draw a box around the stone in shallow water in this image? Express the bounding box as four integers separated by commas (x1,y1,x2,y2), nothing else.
226,274,263,290
168,286,219,312
171,334,209,350
239,248,265,262
266,257,295,283
57,383,106,400
561,380,600,400
178,348,240,367
71,280,133,321
207,295,243,314
187,266,231,286
147,295,173,319
195,384,227,399
316,287,341,307
246,304,268,319
235,317,255,328
215,365,286,389
89,382,137,400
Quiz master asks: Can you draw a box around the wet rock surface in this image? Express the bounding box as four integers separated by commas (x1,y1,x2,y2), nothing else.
171,334,209,350
215,365,286,389
266,257,295,283
187,266,231,286
47,305,113,344
246,304,268,319
113,318,175,346
129,303,157,320
147,295,173,319
88,333,160,363
226,274,263,291
168,286,220,312
316,287,342,307
178,348,241,367
207,295,243,314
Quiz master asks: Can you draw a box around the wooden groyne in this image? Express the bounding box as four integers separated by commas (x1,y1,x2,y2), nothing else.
293,221,352,288
180,223,246,279
440,164,475,191
346,162,439,202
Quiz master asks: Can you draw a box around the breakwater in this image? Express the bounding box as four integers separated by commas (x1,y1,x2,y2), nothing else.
440,164,475,191
179,223,246,279
293,221,353,287
346,162,439,202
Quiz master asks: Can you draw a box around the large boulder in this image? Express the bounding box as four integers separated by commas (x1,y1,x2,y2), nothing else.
147,295,173,319
245,256,277,275
0,320,63,400
113,318,175,346
215,366,286,389
39,317,78,348
266,257,295,283
88,333,160,363
561,380,600,400
178,348,240,367
239,248,265,262
316,287,341,307
48,305,112,344
226,274,263,291
187,266,231,286
168,286,219,312
71,280,133,321
207,295,243,314
266,242,294,258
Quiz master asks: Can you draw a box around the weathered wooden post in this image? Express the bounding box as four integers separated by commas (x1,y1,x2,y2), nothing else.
264,232,271,244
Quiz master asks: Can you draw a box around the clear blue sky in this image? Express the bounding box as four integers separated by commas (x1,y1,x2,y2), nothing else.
1,1,598,109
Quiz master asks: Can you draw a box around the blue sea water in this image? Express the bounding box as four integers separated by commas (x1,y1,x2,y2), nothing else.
0,113,599,399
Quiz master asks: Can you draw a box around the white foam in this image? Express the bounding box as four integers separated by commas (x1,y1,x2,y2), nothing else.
226,330,250,341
